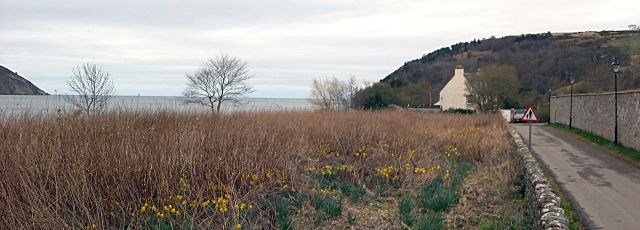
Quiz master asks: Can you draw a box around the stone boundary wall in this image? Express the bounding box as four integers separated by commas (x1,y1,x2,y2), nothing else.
550,90,640,150
508,126,569,229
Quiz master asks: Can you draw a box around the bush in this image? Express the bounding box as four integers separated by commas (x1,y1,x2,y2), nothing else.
443,108,476,114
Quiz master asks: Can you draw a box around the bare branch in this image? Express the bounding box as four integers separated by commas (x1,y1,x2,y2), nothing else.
182,54,254,113
64,63,114,115
309,76,361,110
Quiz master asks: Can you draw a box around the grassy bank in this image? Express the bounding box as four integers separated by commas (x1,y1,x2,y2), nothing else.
548,123,640,165
0,110,518,228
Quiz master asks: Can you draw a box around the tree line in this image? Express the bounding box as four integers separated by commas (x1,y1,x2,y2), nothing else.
353,30,640,117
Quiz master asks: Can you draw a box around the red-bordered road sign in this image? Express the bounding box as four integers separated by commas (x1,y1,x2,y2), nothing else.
521,106,539,123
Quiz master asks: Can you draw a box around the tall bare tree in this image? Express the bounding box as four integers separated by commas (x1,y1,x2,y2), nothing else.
309,76,360,110
466,64,520,112
183,55,254,113
65,63,115,115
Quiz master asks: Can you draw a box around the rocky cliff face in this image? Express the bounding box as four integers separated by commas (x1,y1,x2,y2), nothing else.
0,65,48,95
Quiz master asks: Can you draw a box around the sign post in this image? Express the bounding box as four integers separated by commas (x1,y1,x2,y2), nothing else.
521,106,539,149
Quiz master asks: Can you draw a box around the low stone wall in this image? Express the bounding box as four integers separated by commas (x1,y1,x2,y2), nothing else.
508,126,569,229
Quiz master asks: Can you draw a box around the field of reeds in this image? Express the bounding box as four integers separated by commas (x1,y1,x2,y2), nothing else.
0,110,524,229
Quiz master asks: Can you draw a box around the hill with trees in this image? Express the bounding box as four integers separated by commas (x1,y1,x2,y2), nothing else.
0,65,47,95
353,30,640,113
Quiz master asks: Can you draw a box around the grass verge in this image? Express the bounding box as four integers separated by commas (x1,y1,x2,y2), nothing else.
548,123,640,166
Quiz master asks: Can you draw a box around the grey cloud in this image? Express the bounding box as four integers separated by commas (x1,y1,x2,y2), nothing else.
2,0,640,98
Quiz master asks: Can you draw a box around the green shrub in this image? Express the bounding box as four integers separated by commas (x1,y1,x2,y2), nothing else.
443,108,476,114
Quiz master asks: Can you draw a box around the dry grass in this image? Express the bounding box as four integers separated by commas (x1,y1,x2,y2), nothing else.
0,110,513,228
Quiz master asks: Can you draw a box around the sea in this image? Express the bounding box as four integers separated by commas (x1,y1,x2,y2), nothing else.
0,95,313,115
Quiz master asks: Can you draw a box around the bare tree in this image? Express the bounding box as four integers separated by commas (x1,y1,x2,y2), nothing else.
183,55,254,113
309,76,360,110
466,64,520,113
64,63,115,115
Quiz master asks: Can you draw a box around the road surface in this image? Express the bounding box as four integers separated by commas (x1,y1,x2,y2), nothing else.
512,123,640,230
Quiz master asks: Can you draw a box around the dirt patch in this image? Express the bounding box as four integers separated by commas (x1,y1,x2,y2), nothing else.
293,197,403,230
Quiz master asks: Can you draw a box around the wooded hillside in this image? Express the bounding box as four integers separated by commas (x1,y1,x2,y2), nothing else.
354,30,640,110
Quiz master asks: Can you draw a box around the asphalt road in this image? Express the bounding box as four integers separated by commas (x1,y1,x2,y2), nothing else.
512,123,640,230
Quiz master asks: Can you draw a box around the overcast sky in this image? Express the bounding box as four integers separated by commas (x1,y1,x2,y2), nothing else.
1,0,638,98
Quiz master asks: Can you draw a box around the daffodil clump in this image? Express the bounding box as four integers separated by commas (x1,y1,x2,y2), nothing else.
375,165,397,178
213,195,230,213
406,149,417,158
127,175,264,229
337,164,350,172
354,148,367,158
136,201,181,220
313,145,335,156
445,145,460,158
414,167,427,174
320,165,334,176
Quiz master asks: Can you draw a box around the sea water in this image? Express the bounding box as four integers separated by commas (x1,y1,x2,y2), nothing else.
0,95,313,115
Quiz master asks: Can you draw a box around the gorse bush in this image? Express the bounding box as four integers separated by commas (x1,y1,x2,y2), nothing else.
0,110,511,228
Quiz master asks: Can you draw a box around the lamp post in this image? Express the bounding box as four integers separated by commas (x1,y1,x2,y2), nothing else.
569,74,575,129
548,88,552,123
612,57,620,145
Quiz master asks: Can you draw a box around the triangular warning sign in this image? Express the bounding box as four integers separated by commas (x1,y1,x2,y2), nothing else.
521,106,539,123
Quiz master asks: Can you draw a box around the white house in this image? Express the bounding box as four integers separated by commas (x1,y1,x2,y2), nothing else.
434,66,473,110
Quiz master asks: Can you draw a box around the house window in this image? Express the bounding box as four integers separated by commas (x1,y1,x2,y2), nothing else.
466,95,473,104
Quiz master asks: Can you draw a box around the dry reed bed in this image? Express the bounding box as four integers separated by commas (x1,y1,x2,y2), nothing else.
0,110,511,228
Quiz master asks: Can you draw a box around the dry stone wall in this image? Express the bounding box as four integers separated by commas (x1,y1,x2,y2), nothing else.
508,127,569,230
